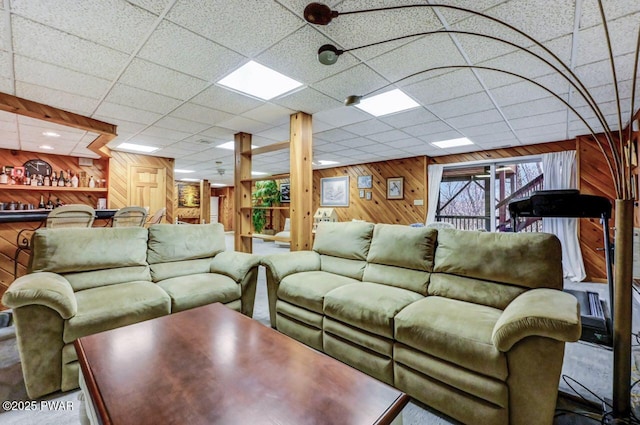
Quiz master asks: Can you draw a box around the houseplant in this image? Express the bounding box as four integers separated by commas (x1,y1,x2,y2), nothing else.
252,180,281,234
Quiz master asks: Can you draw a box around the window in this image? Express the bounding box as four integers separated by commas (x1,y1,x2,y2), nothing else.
437,158,543,232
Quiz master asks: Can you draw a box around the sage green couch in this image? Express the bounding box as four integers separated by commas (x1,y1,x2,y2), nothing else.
261,222,581,425
2,223,260,399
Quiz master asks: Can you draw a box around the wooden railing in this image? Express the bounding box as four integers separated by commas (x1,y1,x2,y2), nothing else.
436,215,490,231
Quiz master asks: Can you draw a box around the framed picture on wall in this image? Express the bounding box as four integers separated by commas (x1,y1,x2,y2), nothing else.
280,183,290,203
320,176,350,207
366,191,372,200
177,183,201,208
357,175,372,189
359,189,365,198
386,177,404,200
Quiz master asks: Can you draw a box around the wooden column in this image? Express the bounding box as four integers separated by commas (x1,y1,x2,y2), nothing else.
234,132,252,253
289,112,313,251
200,179,210,223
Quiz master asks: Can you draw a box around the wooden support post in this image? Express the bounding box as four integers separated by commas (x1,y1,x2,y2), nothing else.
289,112,313,251
234,132,253,253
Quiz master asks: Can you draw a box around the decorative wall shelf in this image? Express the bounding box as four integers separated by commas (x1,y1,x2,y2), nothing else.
0,185,107,193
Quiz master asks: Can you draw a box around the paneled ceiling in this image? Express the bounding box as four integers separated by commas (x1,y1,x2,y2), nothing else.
0,0,638,186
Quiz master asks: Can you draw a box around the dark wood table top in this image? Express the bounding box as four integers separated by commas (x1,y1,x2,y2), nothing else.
74,303,409,425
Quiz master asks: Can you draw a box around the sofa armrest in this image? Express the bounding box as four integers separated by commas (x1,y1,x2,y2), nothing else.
1,272,77,319
492,288,581,352
210,251,261,283
260,251,321,283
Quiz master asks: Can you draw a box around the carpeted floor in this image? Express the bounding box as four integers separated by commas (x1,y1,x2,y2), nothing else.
0,234,636,424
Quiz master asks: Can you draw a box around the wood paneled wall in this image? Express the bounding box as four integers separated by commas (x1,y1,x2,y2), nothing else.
430,140,576,164
108,151,174,223
313,157,427,225
212,186,234,231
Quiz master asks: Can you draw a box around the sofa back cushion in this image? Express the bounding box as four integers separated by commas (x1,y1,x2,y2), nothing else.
431,229,562,306
147,223,226,281
313,222,374,260
362,224,436,295
29,227,149,291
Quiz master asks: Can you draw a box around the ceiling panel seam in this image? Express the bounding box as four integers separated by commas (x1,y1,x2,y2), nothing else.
427,0,523,146
566,0,583,139
4,0,15,94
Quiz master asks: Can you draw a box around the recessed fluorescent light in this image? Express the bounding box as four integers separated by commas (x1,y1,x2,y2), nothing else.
211,183,226,187
313,160,340,166
39,145,54,150
180,178,200,182
217,60,303,100
216,141,258,150
116,142,159,153
42,131,60,137
431,137,474,149
252,171,268,176
355,89,420,117
174,169,195,173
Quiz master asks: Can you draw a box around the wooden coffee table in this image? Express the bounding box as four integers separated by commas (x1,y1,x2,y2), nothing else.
74,303,409,425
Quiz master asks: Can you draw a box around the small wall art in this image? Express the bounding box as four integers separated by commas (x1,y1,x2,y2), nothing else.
386,177,404,200
280,183,290,203
357,175,372,189
320,176,350,207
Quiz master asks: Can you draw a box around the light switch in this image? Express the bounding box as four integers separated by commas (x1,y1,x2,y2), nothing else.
414,199,424,206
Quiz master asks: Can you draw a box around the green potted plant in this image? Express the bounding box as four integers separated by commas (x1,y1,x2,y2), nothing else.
252,180,281,234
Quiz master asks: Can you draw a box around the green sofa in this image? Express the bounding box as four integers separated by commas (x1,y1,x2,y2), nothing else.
2,223,260,399
261,222,581,425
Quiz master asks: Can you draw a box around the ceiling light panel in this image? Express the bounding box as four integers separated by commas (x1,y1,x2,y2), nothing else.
217,61,303,100
116,142,159,153
431,137,474,149
355,89,420,117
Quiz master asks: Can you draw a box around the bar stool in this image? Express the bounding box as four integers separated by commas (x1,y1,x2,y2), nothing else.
145,207,166,227
46,205,96,228
112,206,148,227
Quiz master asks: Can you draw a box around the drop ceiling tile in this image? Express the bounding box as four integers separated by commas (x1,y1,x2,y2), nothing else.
579,0,640,29
333,137,378,149
502,96,566,119
196,126,236,141
404,69,484,105
14,55,110,99
11,16,129,80
154,116,210,134
125,134,176,148
0,51,11,79
255,125,289,142
490,77,567,108
15,82,98,116
0,77,13,95
70,146,101,159
428,92,496,118
126,0,173,15
241,104,295,126
403,120,456,137
141,125,192,143
216,116,272,134
11,0,158,53
93,102,162,125
257,25,360,85
461,121,512,138
319,0,443,61
367,34,465,84
379,108,440,128
191,85,263,115
451,31,518,65
575,54,636,89
119,59,208,101
342,119,393,137
367,130,410,143
171,103,235,126
104,83,182,115
138,20,244,81
478,50,558,81
518,130,568,145
467,130,520,146
313,64,389,102
92,116,146,134
272,87,343,115
162,141,205,153
419,130,466,144
385,138,426,149
313,106,370,128
166,1,304,56
315,128,358,143
516,122,567,139
509,110,567,130
446,110,505,129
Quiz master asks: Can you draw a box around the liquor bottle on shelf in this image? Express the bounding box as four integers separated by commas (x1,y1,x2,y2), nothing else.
24,170,31,186
58,170,65,187
65,170,72,187
38,195,45,209
71,172,79,188
51,171,58,187
88,176,95,188
0,167,7,184
31,174,38,187
43,172,50,187
46,196,54,210
37,174,43,186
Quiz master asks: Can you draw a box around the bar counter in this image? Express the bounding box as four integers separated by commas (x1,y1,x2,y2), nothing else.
0,209,118,223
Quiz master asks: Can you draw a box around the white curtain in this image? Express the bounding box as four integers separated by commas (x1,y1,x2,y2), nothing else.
541,151,586,282
426,164,444,224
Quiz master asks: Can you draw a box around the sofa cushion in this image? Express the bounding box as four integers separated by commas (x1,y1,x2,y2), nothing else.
278,271,359,314
428,273,526,310
319,255,367,281
394,296,507,380
63,281,170,343
147,223,226,264
366,224,436,271
324,282,423,338
157,273,240,313
434,229,563,290
30,227,148,276
150,258,212,282
64,265,152,292
313,221,374,260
